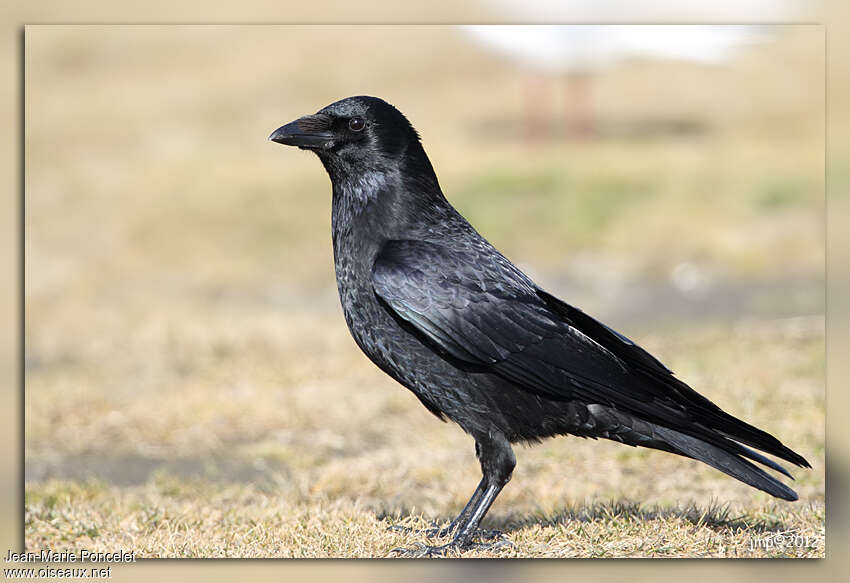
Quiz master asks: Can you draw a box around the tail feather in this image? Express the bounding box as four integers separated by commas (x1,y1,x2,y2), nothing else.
702,408,811,469
653,426,799,501
730,442,794,479
642,374,811,470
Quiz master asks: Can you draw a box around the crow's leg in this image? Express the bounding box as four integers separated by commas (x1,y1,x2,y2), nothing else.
390,433,515,557
439,477,486,537
386,478,486,537
450,433,515,547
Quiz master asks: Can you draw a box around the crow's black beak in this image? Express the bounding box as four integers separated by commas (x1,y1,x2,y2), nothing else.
269,114,334,150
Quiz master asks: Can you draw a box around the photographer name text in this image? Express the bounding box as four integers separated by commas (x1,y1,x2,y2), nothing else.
5,549,136,563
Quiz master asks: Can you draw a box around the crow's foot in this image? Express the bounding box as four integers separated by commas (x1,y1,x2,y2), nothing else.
387,522,504,542
389,534,512,557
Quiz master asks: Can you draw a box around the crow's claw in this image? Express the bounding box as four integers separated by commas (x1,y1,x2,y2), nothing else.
389,542,460,558
387,521,505,541
388,529,512,557
469,528,505,541
389,538,513,557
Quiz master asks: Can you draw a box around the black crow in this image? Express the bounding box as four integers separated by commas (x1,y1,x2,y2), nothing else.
269,96,810,556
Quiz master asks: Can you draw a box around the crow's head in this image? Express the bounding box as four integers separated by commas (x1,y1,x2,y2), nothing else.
269,96,423,174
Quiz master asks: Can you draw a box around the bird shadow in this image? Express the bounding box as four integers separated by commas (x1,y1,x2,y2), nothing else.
379,498,790,537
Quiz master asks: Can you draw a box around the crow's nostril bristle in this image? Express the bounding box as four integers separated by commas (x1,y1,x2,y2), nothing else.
296,113,332,132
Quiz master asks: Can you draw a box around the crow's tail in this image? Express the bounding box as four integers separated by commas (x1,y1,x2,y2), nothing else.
652,425,799,501
584,405,803,500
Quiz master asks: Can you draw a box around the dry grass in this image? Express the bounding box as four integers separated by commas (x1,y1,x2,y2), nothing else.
25,315,824,558
24,25,824,558
25,477,824,558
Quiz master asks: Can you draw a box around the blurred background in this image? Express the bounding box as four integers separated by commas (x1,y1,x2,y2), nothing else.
23,25,824,558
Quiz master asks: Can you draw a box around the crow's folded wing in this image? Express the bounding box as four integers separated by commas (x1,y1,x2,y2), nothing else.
371,239,810,469
372,239,669,408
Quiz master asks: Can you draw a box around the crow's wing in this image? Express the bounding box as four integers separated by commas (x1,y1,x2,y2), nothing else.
372,239,692,411
372,239,809,469
372,239,635,399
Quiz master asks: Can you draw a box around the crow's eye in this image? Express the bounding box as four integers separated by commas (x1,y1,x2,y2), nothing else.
348,117,366,132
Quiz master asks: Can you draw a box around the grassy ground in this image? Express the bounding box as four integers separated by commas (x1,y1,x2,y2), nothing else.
24,26,824,558
24,315,824,558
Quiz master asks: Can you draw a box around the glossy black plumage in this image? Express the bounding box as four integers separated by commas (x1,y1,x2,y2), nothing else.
269,96,810,554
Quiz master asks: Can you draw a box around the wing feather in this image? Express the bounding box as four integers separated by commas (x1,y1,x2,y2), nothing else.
372,239,809,470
